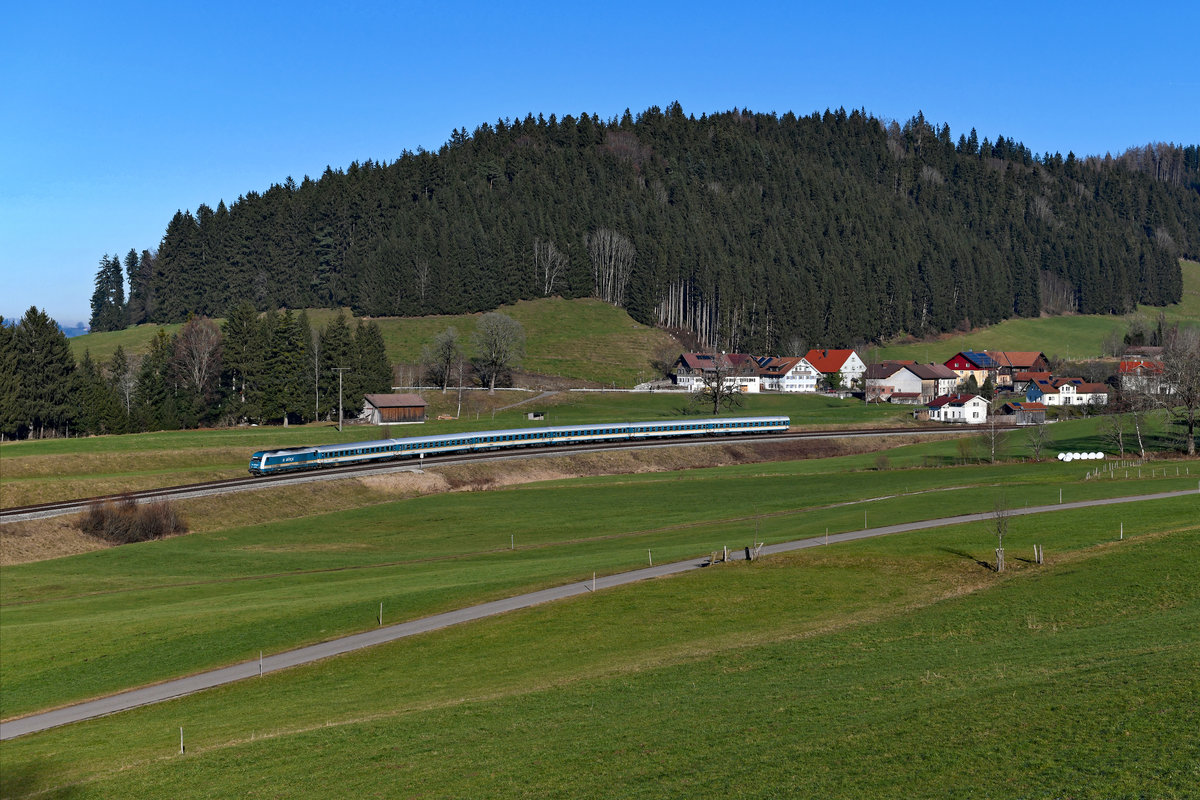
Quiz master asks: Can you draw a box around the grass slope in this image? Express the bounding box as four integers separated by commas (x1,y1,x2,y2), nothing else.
876,258,1200,363
4,429,1196,718
2,500,1196,798
68,298,679,387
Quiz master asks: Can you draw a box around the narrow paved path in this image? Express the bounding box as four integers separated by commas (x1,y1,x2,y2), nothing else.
2,487,1195,740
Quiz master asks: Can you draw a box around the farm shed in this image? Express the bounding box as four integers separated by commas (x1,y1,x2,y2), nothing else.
361,393,427,424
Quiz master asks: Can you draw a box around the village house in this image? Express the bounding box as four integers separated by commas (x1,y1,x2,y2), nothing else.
1025,378,1109,407
907,363,960,402
999,401,1048,425
672,353,761,393
865,362,923,404
1011,370,1053,394
361,393,427,424
988,352,1050,387
1119,359,1173,395
804,349,866,389
922,393,990,424
943,351,999,388
757,356,820,393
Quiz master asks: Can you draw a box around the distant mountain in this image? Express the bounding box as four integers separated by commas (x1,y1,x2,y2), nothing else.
115,104,1200,350
59,322,89,338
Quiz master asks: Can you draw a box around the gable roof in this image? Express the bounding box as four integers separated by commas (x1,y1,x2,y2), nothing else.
757,356,813,377
866,362,906,380
1003,401,1047,412
945,351,999,370
927,393,985,409
1119,360,1164,375
804,349,859,373
907,363,957,380
364,393,426,408
990,351,1046,369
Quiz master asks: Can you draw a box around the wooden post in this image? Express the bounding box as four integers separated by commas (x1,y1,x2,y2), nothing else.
648,549,653,566
180,727,184,754
1120,522,1123,540
378,603,382,626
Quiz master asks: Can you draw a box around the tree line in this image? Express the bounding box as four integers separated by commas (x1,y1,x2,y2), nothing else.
95,104,1200,351
1,305,392,440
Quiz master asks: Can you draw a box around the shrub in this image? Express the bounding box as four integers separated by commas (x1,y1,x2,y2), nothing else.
78,496,187,543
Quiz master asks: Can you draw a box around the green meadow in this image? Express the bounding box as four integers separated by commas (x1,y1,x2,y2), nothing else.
4,422,1196,719
69,297,677,387
1,492,1196,798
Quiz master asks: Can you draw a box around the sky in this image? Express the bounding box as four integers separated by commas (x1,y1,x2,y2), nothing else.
2,0,1198,327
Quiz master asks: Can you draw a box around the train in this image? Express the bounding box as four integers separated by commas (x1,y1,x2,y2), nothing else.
248,416,791,475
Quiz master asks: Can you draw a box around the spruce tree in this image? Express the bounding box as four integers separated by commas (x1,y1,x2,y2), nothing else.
0,317,20,439
14,307,76,438
221,301,264,420
354,320,393,401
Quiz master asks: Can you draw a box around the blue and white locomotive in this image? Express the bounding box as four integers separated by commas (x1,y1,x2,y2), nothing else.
249,416,790,475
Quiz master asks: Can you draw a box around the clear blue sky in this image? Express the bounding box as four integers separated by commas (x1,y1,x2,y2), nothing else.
3,0,1197,326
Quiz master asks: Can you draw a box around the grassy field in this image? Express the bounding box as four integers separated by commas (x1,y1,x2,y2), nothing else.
68,298,679,387
0,392,911,507
876,258,1200,363
1,494,1196,797
4,422,1196,719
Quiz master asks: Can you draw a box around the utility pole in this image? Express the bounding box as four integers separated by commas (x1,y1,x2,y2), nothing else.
331,367,351,432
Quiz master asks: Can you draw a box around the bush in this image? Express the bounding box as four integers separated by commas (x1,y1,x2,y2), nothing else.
78,496,187,543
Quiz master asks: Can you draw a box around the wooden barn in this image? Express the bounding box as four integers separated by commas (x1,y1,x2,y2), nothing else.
361,393,427,424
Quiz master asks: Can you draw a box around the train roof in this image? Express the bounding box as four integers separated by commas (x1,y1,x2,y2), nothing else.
259,416,791,457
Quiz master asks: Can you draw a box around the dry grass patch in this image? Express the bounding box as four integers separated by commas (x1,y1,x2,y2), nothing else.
0,518,107,565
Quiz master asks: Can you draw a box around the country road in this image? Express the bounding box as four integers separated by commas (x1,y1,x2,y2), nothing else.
2,487,1194,740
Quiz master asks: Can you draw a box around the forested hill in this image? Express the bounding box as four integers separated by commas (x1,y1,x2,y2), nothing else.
116,105,1200,351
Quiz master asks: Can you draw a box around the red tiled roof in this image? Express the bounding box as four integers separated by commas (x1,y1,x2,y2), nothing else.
1119,360,1164,375
990,351,1046,369
804,349,858,373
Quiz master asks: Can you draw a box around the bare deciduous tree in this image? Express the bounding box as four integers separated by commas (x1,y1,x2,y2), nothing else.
691,349,752,416
1161,327,1200,455
532,237,567,297
414,257,430,302
422,326,464,393
985,415,1007,463
174,316,222,398
1098,414,1128,457
1026,420,1049,461
993,495,1010,572
586,228,635,306
472,313,524,393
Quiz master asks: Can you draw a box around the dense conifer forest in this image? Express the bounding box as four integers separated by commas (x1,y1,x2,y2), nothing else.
95,105,1200,351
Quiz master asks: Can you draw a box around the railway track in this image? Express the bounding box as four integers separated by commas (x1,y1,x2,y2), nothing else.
1,424,997,523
